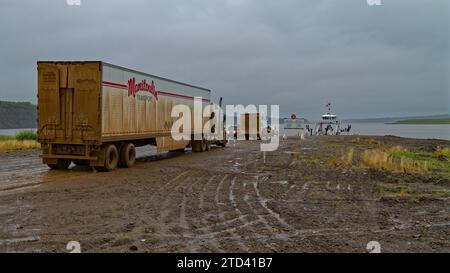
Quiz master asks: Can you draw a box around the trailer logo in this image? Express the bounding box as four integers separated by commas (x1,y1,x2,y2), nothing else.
367,0,382,5
127,77,158,99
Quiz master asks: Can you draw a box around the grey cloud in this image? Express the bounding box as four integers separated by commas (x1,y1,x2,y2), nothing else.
0,0,448,119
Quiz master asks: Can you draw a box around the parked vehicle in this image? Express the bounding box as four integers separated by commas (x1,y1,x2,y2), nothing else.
240,113,261,140
226,125,239,139
37,61,226,171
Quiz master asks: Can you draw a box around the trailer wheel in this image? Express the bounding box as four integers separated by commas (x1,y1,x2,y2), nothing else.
120,143,136,168
48,159,71,170
192,140,202,152
98,144,119,172
205,140,211,151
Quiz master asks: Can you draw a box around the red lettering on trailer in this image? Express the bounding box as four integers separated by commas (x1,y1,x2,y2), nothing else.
127,77,158,99
102,81,210,102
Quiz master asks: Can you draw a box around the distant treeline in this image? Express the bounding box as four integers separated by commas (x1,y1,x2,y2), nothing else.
393,118,450,125
344,114,450,124
0,101,37,129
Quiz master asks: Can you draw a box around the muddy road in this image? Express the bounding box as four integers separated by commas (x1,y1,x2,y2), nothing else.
0,136,449,252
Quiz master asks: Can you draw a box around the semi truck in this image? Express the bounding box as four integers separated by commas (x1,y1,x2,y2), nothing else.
37,61,226,171
240,113,261,140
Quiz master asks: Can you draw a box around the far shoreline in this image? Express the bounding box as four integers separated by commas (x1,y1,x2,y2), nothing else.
387,118,450,125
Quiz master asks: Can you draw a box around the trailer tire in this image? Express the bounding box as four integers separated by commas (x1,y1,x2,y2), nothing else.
120,143,136,168
48,159,71,170
98,144,119,172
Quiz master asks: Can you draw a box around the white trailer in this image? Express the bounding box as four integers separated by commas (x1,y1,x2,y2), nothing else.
38,61,226,171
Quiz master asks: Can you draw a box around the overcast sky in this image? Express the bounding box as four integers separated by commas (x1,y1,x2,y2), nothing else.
0,0,448,119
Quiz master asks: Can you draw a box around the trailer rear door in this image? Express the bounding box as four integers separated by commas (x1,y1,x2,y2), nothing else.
38,62,101,144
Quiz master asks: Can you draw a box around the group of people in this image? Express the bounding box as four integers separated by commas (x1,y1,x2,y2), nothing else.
304,124,352,136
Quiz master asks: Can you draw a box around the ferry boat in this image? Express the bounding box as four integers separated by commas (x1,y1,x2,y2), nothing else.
313,103,351,136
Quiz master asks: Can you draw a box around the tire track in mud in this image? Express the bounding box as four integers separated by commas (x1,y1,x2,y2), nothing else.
156,172,194,225
194,174,261,251
177,174,255,252
208,175,257,252
193,175,223,252
146,172,253,252
248,176,305,244
213,175,271,243
241,178,276,235
207,173,299,251
153,171,215,252
226,149,285,245
178,173,207,252
141,171,190,212
136,171,194,252
228,176,275,251
181,171,267,253
253,176,295,231
213,175,250,252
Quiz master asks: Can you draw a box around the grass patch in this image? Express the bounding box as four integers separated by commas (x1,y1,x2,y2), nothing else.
0,131,39,152
341,147,355,165
0,140,40,152
0,135,15,141
335,143,450,179
388,146,450,179
15,130,37,141
362,146,429,174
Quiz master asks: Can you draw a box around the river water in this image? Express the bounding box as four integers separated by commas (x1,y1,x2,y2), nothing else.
280,123,449,141
0,128,37,136
350,123,449,140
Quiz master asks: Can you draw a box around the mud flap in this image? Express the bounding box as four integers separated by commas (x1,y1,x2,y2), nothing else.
156,137,190,153
89,149,106,167
156,137,171,153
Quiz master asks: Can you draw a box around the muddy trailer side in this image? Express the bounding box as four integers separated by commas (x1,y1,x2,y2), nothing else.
37,61,226,171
